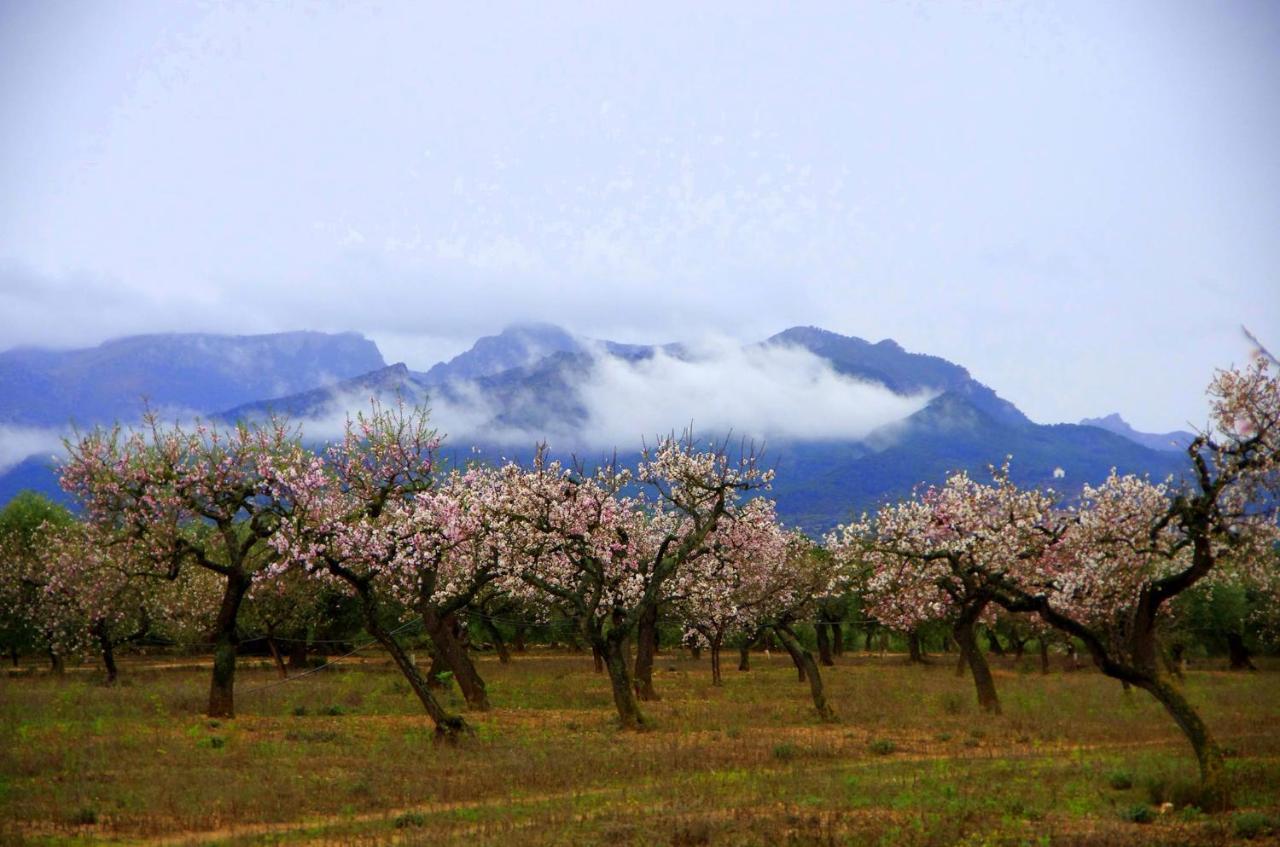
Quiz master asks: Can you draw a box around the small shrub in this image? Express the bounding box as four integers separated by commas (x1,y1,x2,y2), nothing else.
199,736,225,750
962,737,981,749
939,693,966,715
772,742,800,762
868,739,897,756
1120,804,1154,824
323,704,347,716
936,732,953,742
394,811,428,829
70,807,97,826
1107,770,1134,791
1234,812,1278,840
1143,773,1201,809
291,705,308,717
725,726,742,739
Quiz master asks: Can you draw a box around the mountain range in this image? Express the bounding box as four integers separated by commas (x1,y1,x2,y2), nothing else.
0,325,1196,533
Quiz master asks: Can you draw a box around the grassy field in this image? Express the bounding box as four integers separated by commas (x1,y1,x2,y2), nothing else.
2,648,1279,846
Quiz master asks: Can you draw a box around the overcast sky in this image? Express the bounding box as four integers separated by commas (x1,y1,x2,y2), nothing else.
1,1,1277,432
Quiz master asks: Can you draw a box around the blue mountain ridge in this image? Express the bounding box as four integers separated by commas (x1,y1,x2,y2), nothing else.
0,325,1193,533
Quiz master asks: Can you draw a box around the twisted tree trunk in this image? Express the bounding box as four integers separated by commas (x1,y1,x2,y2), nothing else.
907,629,925,664
954,612,1000,714
422,610,489,711
633,602,660,701
93,620,119,685
601,632,646,729
815,623,835,667
207,572,249,718
365,615,467,738
774,624,834,721
481,618,511,664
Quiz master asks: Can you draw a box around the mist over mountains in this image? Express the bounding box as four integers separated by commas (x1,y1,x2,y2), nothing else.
0,325,1192,533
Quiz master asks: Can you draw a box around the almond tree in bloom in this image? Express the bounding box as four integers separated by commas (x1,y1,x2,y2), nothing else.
37,520,219,683
242,566,336,679
266,402,482,736
499,436,771,729
988,357,1280,809
673,498,790,686
631,437,773,701
764,533,843,721
835,467,1059,714
61,414,308,717
380,465,510,710
495,454,653,728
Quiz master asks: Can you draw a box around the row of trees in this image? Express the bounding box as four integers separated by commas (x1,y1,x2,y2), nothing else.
1,355,1276,808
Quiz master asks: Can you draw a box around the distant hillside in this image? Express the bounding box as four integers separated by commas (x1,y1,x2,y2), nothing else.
0,323,1198,534
0,331,385,426
764,327,1029,427
218,363,430,422
204,324,1193,534
771,393,1189,533
1078,413,1195,453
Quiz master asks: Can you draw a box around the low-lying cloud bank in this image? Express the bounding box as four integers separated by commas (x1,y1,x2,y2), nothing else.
0,425,68,474
415,338,933,450
573,340,931,447
0,340,932,476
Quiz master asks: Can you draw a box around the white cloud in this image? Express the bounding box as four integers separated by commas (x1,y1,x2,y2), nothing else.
282,338,932,451
571,339,932,448
0,426,67,473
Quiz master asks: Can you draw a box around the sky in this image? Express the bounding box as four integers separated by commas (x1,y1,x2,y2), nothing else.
1,0,1277,432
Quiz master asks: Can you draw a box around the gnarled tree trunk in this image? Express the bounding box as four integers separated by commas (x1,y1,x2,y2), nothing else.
366,615,467,738
954,613,1000,714
481,618,511,664
422,610,489,711
1141,676,1228,810
815,623,835,667
207,572,249,718
601,633,646,729
774,624,834,721
633,602,660,701
93,620,118,685
907,629,925,664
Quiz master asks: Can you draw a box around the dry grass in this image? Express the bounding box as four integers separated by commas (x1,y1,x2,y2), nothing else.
2,649,1278,846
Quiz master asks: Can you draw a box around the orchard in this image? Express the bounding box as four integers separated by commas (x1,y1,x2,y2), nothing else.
2,356,1278,843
